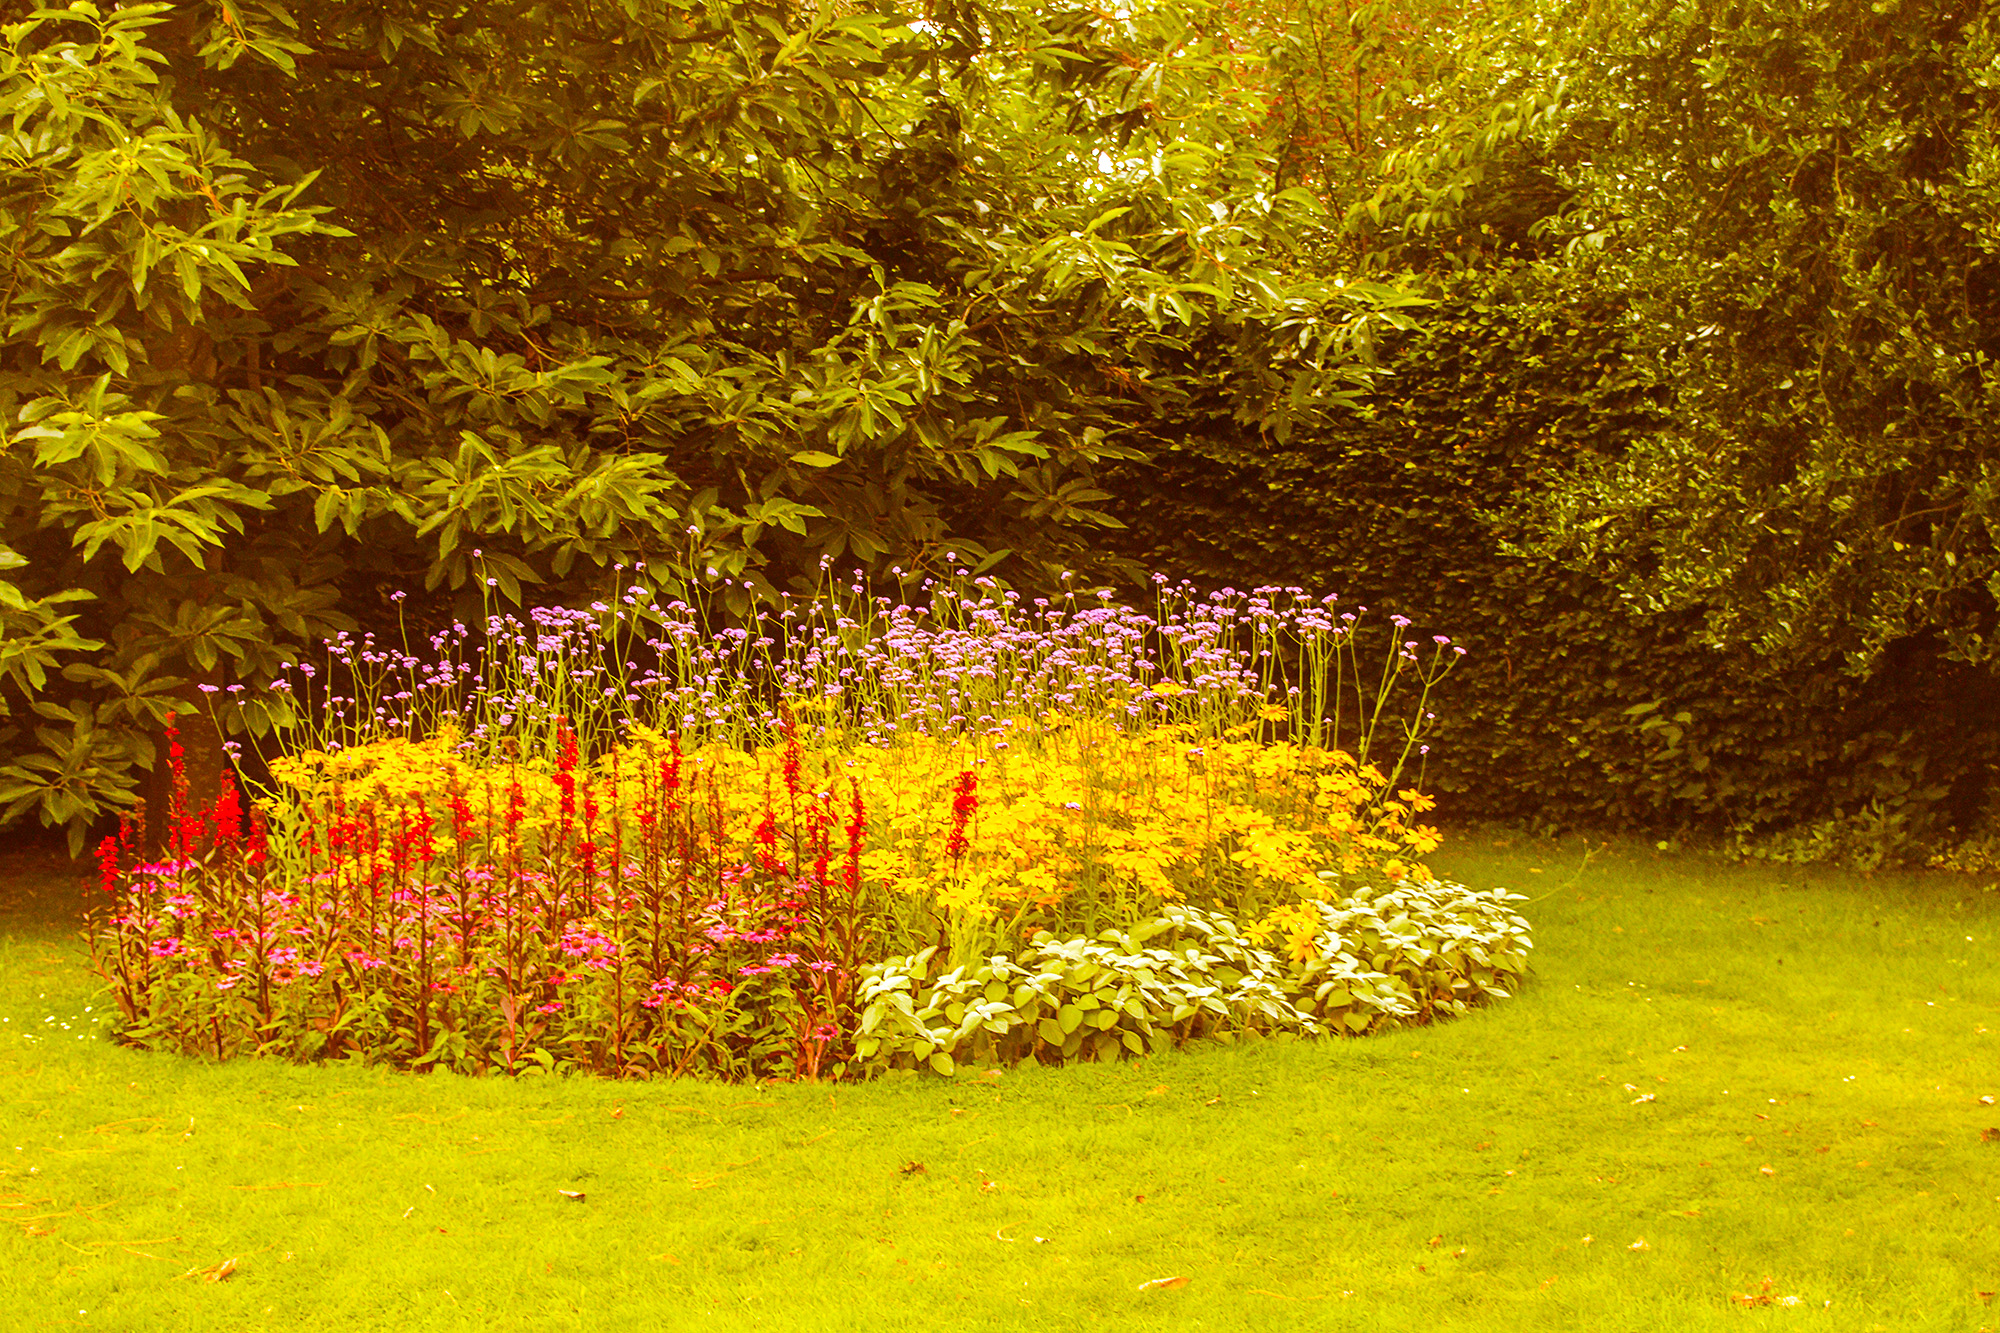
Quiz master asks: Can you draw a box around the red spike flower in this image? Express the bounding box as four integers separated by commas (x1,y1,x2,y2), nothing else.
944,770,977,865
842,779,866,897
246,808,269,867
96,835,120,896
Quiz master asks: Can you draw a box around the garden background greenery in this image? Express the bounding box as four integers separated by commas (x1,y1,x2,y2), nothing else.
3,1,1999,1326
1,0,1995,868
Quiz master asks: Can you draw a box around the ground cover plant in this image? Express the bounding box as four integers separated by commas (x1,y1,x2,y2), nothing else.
4,835,1996,1332
85,573,1528,1081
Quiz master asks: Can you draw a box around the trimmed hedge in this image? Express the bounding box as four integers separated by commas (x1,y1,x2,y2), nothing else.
1093,267,2000,847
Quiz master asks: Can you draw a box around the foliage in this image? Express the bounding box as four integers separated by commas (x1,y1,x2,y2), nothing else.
88,574,1503,1079
0,0,1412,853
851,879,1532,1076
1085,0,2000,857
1357,0,2000,677
1091,267,2000,843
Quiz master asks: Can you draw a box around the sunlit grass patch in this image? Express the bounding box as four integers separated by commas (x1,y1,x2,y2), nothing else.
5,836,1996,1331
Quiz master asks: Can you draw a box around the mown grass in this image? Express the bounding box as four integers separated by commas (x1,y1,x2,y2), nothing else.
3,830,1996,1333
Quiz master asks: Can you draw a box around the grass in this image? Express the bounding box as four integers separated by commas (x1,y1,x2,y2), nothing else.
3,828,1996,1332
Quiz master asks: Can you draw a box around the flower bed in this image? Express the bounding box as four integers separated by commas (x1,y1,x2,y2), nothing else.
89,572,1529,1079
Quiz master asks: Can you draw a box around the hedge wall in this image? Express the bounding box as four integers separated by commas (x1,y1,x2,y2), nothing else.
1093,268,2000,844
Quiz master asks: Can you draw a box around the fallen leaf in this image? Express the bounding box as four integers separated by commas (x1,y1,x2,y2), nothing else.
182,1257,237,1282
1580,1236,1594,1246
1428,1234,1444,1249
1981,1128,2000,1144
1137,1276,1189,1292
1731,1277,1781,1308
1977,1291,1995,1305
611,1107,624,1120
558,1189,586,1202
1629,1239,1650,1251
1979,1097,1995,1107
900,1161,927,1176
1631,1093,1657,1104
1759,1165,1776,1177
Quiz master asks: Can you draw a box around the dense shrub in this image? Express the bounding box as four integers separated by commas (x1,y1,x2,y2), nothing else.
1093,267,2000,848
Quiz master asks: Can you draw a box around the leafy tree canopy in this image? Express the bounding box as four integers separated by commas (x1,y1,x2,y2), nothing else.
1349,0,2000,677
0,0,1412,850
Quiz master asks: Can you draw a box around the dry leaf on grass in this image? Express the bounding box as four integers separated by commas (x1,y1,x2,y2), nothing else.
557,1190,586,1202
1730,1277,1801,1308
181,1257,236,1282
1137,1276,1189,1292
1980,1128,2000,1144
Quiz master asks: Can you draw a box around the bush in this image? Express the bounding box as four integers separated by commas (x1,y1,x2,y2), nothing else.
852,881,1534,1076
87,572,1519,1080
1092,268,2000,847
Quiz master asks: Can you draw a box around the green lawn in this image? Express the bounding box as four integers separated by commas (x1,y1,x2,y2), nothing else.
2,832,1996,1332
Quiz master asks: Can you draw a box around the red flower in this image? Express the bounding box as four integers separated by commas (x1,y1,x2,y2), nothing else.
945,770,977,863
214,777,242,848
246,808,269,867
95,835,119,896
842,780,866,896
446,777,475,845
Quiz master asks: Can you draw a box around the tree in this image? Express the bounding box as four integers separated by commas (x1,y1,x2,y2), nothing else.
1398,0,2000,678
0,0,1403,851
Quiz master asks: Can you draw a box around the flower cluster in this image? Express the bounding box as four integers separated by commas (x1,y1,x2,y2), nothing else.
89,570,1466,1080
